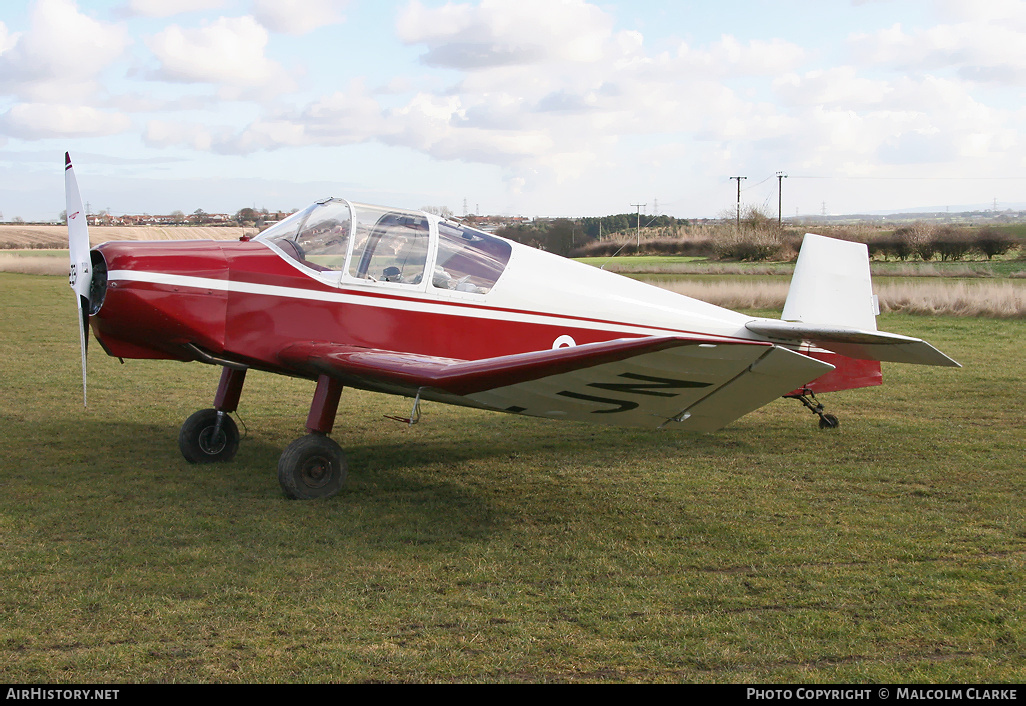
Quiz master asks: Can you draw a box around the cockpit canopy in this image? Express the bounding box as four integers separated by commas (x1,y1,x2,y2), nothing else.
256,199,511,294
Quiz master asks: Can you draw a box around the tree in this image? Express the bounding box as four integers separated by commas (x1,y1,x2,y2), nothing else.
235,207,259,224
975,226,1016,260
496,219,578,256
421,205,454,219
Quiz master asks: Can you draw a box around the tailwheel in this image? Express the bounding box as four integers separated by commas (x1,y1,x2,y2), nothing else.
278,434,348,500
818,413,840,429
179,408,240,463
786,387,840,430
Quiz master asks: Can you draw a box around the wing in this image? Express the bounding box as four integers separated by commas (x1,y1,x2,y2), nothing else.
279,336,834,432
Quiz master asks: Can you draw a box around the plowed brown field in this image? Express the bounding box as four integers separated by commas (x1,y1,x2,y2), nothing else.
0,224,255,249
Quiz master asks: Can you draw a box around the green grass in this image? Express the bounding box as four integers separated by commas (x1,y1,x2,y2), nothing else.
573,255,709,267
577,254,1026,278
1,274,1023,683
869,259,1026,278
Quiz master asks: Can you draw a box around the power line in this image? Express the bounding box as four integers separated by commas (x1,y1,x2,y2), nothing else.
741,174,775,191
789,175,1026,181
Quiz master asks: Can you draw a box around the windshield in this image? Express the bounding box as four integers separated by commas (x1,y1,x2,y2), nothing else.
257,199,351,272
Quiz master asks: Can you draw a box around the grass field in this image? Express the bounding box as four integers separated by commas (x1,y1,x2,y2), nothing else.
1,274,1023,683
576,255,1026,279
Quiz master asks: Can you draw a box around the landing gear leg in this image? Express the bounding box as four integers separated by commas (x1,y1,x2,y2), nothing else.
179,366,247,463
786,387,839,429
279,374,348,499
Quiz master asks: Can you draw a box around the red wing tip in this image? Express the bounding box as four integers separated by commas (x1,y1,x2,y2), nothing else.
65,152,72,169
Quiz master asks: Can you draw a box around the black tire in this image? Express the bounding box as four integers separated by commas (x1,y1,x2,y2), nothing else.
179,408,240,463
278,434,348,500
818,413,840,429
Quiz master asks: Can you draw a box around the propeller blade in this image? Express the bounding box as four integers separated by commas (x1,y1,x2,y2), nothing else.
65,152,91,406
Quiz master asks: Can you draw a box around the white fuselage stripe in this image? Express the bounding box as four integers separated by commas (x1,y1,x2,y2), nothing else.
106,269,751,342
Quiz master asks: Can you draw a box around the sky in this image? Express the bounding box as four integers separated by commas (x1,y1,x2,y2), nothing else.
1,0,1025,222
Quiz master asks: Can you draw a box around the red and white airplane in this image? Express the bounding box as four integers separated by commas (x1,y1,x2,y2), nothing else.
66,153,958,499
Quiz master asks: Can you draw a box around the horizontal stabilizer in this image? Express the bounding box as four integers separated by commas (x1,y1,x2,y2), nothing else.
745,320,960,368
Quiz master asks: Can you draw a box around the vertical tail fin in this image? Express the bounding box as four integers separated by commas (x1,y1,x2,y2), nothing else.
781,233,879,330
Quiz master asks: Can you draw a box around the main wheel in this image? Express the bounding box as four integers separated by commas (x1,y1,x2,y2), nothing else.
278,434,348,500
179,408,240,463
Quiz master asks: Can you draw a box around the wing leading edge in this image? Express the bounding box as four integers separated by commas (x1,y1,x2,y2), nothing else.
279,336,834,431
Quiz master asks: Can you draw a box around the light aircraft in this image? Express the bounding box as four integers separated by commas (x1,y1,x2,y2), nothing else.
65,153,959,499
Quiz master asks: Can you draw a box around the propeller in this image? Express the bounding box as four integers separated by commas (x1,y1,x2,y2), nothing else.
65,152,91,406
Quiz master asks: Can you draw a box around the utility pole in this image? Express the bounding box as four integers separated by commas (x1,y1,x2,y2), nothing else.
729,177,746,227
631,203,646,247
776,172,787,226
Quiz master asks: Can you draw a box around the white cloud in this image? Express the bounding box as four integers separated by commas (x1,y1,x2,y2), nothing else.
144,119,219,150
774,67,889,108
849,18,1026,84
146,117,310,155
102,0,1020,212
0,0,133,142
0,0,130,101
704,35,806,76
935,0,1026,26
252,0,349,35
123,0,228,18
220,120,310,153
397,0,613,68
146,15,292,89
0,21,19,54
0,103,131,139
299,84,390,144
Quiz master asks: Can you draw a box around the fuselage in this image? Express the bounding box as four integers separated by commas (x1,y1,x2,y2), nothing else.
91,202,752,372
88,199,879,394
